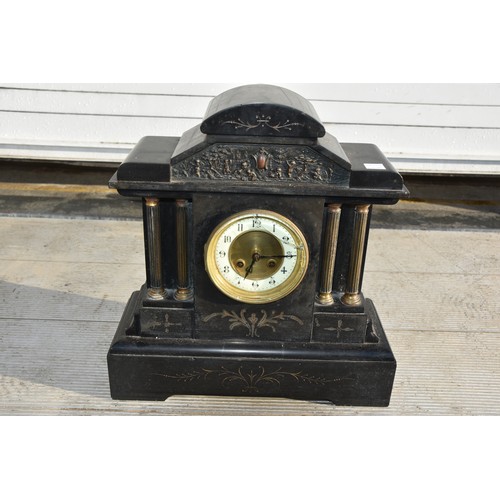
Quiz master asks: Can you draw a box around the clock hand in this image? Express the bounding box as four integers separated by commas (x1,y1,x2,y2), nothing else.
282,241,304,250
244,255,258,279
243,252,296,279
259,254,297,259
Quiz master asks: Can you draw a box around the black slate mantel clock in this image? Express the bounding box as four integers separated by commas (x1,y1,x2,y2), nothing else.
107,84,408,406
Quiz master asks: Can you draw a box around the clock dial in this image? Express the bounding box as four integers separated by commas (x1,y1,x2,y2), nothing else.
204,210,309,304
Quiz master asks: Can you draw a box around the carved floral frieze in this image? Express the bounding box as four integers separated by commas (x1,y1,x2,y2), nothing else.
172,144,345,184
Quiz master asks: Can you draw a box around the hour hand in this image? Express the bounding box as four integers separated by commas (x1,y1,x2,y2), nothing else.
244,256,257,279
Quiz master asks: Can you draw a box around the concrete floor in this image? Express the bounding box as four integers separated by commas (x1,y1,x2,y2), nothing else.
0,195,498,415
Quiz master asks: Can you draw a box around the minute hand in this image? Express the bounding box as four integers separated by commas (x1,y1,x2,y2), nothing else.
259,254,297,259
282,240,304,249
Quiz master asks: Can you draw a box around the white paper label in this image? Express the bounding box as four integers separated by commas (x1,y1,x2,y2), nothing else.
364,163,387,170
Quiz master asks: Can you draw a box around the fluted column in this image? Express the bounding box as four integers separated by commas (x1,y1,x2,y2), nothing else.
144,197,167,300
174,199,193,301
341,204,371,306
317,204,342,305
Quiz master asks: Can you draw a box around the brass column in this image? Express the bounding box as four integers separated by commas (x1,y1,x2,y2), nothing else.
174,199,193,301
317,204,342,305
144,197,167,300
341,204,371,306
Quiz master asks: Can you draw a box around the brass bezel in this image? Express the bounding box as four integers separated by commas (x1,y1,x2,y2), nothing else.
204,209,309,304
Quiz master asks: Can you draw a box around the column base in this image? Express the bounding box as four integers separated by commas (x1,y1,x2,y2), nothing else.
341,292,362,306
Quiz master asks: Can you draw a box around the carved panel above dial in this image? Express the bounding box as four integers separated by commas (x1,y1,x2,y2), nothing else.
171,144,349,185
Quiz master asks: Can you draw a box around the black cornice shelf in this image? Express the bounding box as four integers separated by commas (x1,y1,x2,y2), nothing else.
112,136,407,202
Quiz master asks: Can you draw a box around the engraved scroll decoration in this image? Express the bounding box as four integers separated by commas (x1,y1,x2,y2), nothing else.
147,313,182,335
172,144,344,184
314,318,354,339
221,114,304,133
202,309,303,338
154,366,342,394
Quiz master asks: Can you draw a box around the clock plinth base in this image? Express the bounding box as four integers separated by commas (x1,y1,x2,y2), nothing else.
107,292,396,407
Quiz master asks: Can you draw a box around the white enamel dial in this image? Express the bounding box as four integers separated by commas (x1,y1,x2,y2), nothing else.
204,210,309,304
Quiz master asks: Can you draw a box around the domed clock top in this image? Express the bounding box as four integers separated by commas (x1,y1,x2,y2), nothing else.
200,84,326,138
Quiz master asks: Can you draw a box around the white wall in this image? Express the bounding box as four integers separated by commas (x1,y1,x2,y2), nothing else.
1,83,499,175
